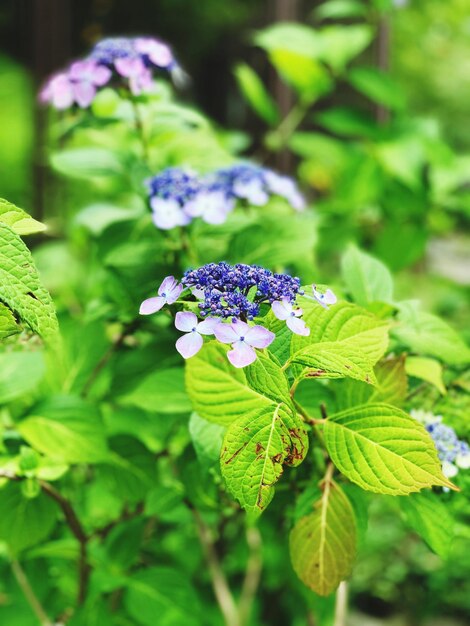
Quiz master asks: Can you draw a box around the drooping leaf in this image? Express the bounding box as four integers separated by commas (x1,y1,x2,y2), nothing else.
394,309,470,365
0,482,56,554
234,63,279,125
399,491,454,558
0,198,46,236
405,356,446,395
0,351,45,404
290,478,356,595
221,403,308,517
124,566,200,626
341,245,394,306
185,342,283,425
323,403,454,495
0,223,59,343
18,396,108,464
119,367,192,415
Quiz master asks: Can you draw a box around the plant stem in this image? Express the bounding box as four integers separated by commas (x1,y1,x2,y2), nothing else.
131,100,149,162
39,481,90,606
11,559,53,626
191,506,240,626
239,526,263,626
333,581,348,626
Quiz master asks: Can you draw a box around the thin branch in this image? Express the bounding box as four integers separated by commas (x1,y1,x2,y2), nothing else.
11,559,53,626
39,481,90,605
239,526,262,626
131,99,149,162
190,505,240,626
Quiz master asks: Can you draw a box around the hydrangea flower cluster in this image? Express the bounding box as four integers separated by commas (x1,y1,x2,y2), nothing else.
140,263,336,368
411,409,470,478
40,36,178,110
146,164,305,230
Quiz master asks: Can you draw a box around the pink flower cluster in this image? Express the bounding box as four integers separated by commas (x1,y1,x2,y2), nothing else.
40,36,177,110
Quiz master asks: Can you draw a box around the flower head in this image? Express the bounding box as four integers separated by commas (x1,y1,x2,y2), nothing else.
40,35,179,110
272,298,310,336
214,320,275,368
139,276,183,315
411,410,470,478
174,312,219,358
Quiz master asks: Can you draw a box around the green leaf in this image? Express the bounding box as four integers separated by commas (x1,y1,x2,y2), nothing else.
323,403,454,495
268,50,333,101
0,223,59,343
315,0,368,19
341,245,394,306
221,403,308,517
119,367,192,415
315,106,379,139
18,396,108,464
0,482,56,554
0,302,19,339
234,63,279,125
0,198,46,236
189,412,225,465
291,341,377,385
255,23,324,58
291,300,390,365
185,342,278,425
124,566,200,626
394,309,470,365
348,67,406,110
74,202,143,236
0,351,45,404
405,356,446,395
399,491,454,558
50,148,124,179
290,478,356,595
317,25,374,72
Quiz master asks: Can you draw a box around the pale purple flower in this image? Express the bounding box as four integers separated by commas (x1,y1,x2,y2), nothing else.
68,60,112,107
139,276,183,315
114,57,153,95
272,298,310,336
233,178,269,206
134,37,174,68
150,197,191,230
311,286,337,309
174,312,219,359
40,73,74,109
265,171,305,211
185,191,235,225
214,320,275,368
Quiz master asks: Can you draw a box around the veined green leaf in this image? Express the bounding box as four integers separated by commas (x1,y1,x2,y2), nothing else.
0,223,59,343
405,356,446,395
18,396,108,464
221,403,308,517
290,477,356,595
0,198,46,235
0,483,56,554
399,491,454,558
341,245,394,306
292,300,390,365
324,403,455,495
185,342,288,425
0,302,19,339
291,341,377,385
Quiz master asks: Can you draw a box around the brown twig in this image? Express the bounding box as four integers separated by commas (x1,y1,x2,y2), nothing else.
39,481,90,605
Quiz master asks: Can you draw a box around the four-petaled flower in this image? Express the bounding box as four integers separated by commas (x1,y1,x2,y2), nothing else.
114,57,153,95
214,320,275,368
68,60,112,107
271,298,310,336
139,276,183,314
311,285,337,309
174,312,219,358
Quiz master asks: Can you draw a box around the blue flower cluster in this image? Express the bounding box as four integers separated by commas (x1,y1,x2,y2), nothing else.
182,262,302,320
411,410,470,478
147,164,306,230
140,263,336,367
